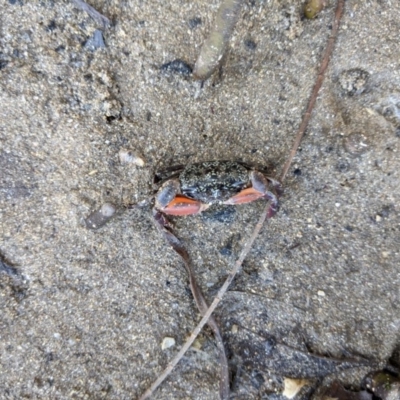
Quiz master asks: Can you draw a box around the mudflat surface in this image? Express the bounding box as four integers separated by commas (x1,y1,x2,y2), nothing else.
1,1,399,399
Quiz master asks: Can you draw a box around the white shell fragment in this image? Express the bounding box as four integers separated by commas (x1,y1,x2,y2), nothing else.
161,337,176,350
282,378,308,399
119,149,145,167
85,203,116,230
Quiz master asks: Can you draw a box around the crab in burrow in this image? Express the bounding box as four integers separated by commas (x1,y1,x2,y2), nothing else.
152,160,283,221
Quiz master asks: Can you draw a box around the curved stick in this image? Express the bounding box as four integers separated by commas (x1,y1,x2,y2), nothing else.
280,0,345,181
151,211,230,400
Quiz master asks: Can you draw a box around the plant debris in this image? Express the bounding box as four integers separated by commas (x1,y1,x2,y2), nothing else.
193,0,243,80
304,0,326,19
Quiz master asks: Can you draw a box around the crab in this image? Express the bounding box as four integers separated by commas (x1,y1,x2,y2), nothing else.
153,160,282,219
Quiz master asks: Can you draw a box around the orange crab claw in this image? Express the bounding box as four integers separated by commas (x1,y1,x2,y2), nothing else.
223,187,264,205
161,195,210,216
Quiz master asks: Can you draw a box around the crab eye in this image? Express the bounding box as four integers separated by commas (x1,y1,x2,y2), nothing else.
182,186,198,197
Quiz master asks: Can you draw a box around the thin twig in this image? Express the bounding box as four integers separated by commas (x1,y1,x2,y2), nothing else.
193,0,244,80
152,211,230,400
139,0,345,398
280,0,345,182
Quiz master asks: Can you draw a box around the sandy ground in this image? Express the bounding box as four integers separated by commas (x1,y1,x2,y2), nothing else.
1,0,399,399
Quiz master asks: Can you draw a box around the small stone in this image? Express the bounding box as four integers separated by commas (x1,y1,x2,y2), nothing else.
293,168,302,176
304,0,325,19
336,161,350,173
344,132,370,156
46,20,57,32
375,214,382,222
317,290,325,297
85,203,116,230
84,29,106,51
160,59,192,76
119,149,145,166
231,324,238,334
188,17,202,29
282,378,308,399
381,251,389,259
161,337,175,350
192,339,202,350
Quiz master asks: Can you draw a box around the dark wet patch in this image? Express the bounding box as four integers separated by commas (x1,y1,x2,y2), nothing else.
0,152,37,200
0,254,29,303
219,233,240,256
201,205,236,223
228,326,366,378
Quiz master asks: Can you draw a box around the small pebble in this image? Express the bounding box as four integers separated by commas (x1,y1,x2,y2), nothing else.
304,0,325,19
293,168,302,176
336,161,350,173
317,290,325,297
192,339,203,350
119,149,145,166
161,337,175,350
160,59,192,76
84,29,106,51
282,378,308,399
188,17,202,29
85,203,116,230
343,132,370,156
46,20,57,32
